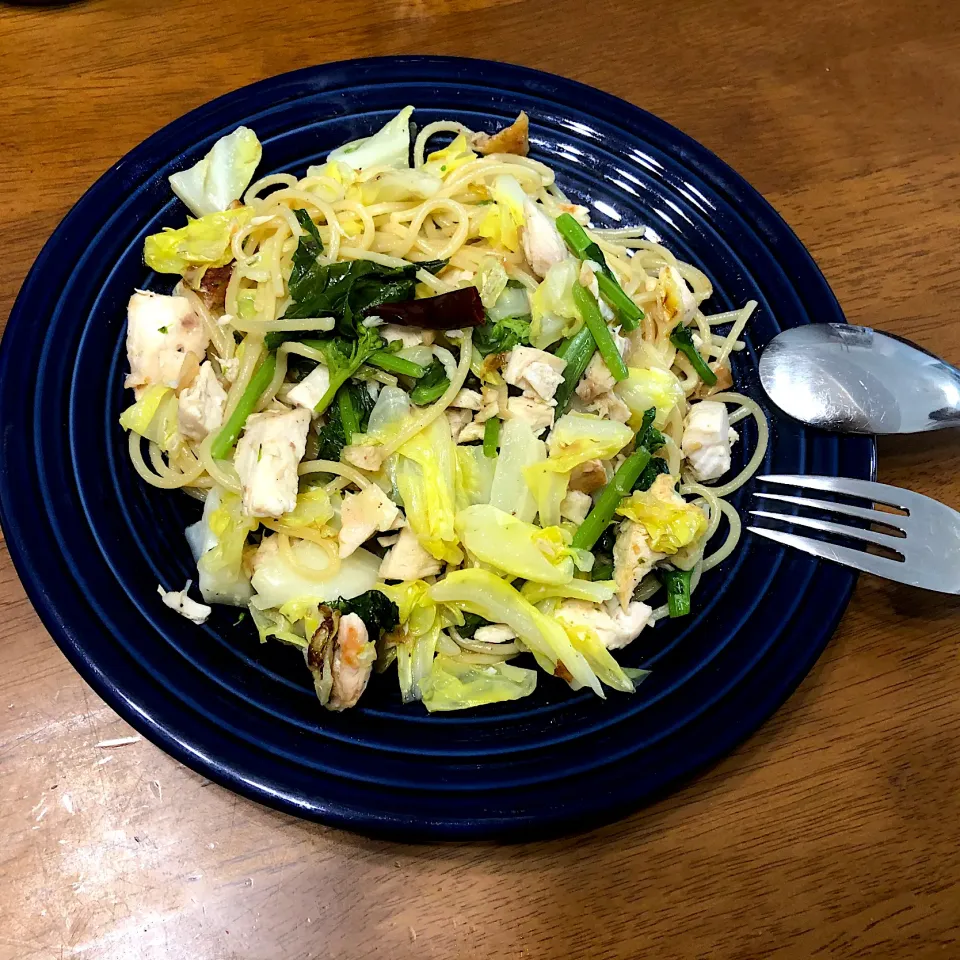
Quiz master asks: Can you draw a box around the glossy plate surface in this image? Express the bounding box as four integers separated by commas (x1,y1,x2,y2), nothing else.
0,57,875,839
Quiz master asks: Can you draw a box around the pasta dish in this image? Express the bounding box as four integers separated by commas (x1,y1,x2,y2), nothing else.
120,107,766,712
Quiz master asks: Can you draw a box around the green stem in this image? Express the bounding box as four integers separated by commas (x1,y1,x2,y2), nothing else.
337,387,358,445
572,448,652,551
596,273,642,331
553,326,597,415
555,213,608,269
210,352,277,460
368,350,427,379
572,283,628,382
483,417,500,458
661,568,693,617
670,326,718,386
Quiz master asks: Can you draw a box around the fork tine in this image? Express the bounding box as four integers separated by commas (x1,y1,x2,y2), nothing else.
759,474,915,512
753,493,909,532
747,526,917,584
749,510,906,550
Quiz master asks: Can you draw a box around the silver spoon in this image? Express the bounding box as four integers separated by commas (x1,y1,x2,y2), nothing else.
759,324,960,434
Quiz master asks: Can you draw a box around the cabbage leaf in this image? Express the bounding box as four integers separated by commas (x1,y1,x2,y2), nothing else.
144,207,253,275
614,367,685,429
421,656,537,712
328,106,414,171
616,475,708,554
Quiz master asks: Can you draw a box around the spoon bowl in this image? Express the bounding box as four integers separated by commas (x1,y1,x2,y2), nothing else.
759,324,960,434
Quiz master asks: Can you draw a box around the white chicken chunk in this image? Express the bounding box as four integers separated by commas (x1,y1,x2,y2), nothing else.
506,395,555,437
338,484,402,558
450,388,482,410
503,347,567,402
286,363,330,412
575,331,630,422
157,582,212,625
555,598,653,651
613,520,665,609
178,361,227,441
682,400,733,481
474,624,517,643
569,459,609,494
521,198,568,278
234,407,311,518
559,490,593,524
381,324,432,348
446,408,473,442
125,291,209,397
456,420,485,444
379,525,442,581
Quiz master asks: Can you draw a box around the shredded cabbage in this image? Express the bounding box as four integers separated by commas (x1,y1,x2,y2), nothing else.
478,175,526,252
144,207,253,275
530,258,581,349
616,475,708,554
489,418,545,523
423,134,477,179
273,486,335,534
429,569,603,695
250,538,380,610
475,256,509,309
456,504,577,585
192,490,257,605
169,126,262,218
615,367,686,429
119,385,179,451
377,580,441,702
521,579,617,605
421,656,537,712
248,604,307,649
396,413,461,564
328,106,414,171
454,446,496,511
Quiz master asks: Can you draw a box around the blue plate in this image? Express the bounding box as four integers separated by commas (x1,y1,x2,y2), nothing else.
0,57,875,839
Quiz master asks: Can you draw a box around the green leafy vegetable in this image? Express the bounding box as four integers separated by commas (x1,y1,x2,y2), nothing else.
288,209,324,300
472,314,531,356
659,568,693,618
331,590,400,637
409,359,449,405
308,329,386,414
457,612,492,638
633,456,671,492
670,324,717,386
315,381,375,461
367,350,427,378
553,326,597,415
555,213,609,271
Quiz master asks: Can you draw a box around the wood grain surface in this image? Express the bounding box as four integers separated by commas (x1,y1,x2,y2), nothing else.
2,1,960,957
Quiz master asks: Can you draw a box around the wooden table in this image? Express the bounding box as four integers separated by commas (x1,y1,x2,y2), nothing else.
3,1,960,957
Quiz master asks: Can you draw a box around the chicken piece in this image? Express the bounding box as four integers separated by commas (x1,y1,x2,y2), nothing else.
682,400,733,481
506,395,555,437
576,352,617,402
286,363,330,412
177,361,227,441
569,459,609,494
234,407,311,518
219,356,240,384
475,385,501,423
125,291,209,398
613,520,665,609
693,360,734,399
379,525,442,580
342,443,387,473
521,198,568,279
381,324,432,348
305,609,376,711
474,624,517,643
456,420,486,444
582,390,631,424
503,346,567,402
157,582,212,625
559,490,593,524
471,111,529,156
446,408,474,442
196,265,232,312
555,598,653,651
450,388,482,410
338,484,402,558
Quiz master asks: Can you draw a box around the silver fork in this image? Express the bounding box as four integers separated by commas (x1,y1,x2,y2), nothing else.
747,475,960,594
